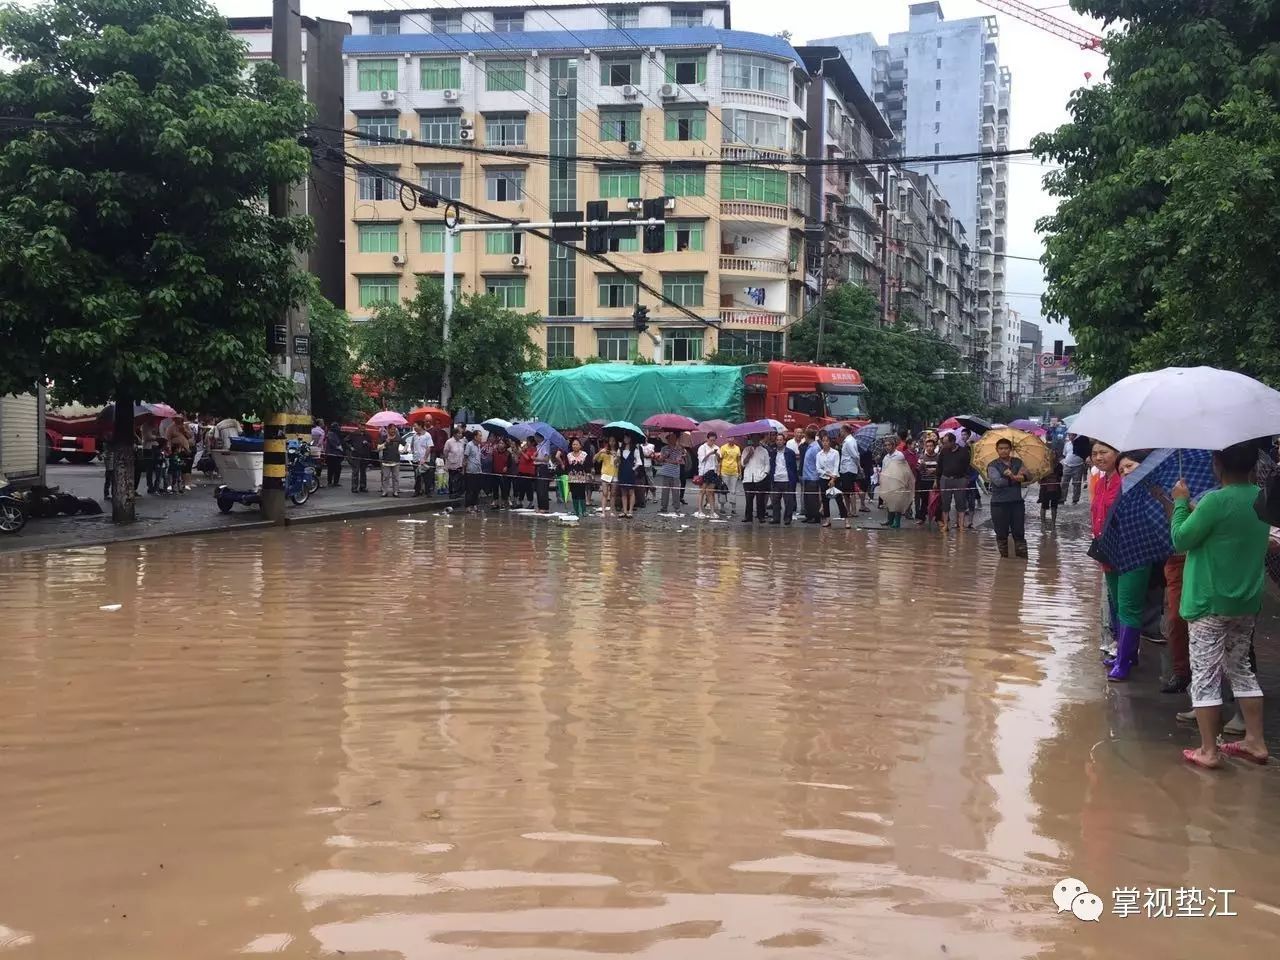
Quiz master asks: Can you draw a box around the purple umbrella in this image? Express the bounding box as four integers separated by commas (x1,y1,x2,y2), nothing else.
1009,418,1040,431
722,419,775,439
643,413,698,432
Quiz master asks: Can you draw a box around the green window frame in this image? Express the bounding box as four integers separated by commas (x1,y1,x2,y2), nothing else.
546,326,575,359
357,59,398,92
358,275,400,309
662,272,705,307
357,223,399,254
719,330,785,361
597,330,638,361
486,277,527,309
485,231,524,255
664,53,707,85
789,235,801,266
599,166,640,199
485,59,526,92
664,107,706,142
663,220,704,253
419,273,464,299
420,57,461,90
722,53,789,97
419,223,461,254
664,166,706,197
720,166,788,204
599,107,640,142
663,328,704,362
609,233,639,253
598,274,639,308
599,57,640,86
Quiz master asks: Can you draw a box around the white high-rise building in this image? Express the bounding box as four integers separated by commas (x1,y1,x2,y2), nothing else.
814,2,1012,399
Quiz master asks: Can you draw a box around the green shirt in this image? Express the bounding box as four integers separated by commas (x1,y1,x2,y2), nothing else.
1171,483,1270,620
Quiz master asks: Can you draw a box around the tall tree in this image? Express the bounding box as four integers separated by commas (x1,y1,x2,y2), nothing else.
356,278,543,415
306,282,360,423
789,284,982,427
0,0,312,520
1035,0,1280,388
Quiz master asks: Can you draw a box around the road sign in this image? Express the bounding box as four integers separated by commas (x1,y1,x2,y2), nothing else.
1039,353,1070,369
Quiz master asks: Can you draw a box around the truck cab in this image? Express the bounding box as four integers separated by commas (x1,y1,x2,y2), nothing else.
742,361,870,431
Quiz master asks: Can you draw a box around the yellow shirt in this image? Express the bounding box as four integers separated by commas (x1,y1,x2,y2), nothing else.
595,449,617,480
719,442,742,476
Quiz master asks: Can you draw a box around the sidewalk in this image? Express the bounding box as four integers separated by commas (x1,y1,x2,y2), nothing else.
0,463,461,555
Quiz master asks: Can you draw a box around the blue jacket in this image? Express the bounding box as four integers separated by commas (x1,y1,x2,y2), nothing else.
769,446,799,485
802,443,820,482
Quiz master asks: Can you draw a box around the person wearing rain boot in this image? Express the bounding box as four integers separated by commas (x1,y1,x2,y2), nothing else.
986,437,1030,559
1091,442,1147,677
1171,441,1271,769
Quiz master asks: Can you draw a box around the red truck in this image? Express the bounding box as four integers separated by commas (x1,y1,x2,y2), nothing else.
742,361,871,431
44,404,107,463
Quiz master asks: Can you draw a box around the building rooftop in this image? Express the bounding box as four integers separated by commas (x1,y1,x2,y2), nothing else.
795,47,893,140
349,1,731,27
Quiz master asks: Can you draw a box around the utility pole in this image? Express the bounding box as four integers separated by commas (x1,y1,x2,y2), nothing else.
879,165,891,325
263,0,311,524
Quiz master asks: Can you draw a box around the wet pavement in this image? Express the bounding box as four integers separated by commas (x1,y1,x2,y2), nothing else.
2,507,1280,959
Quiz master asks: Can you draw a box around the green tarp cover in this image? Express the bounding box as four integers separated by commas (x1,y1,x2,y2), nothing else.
526,365,745,429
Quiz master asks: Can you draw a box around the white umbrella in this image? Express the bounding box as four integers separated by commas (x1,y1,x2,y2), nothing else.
1071,366,1280,451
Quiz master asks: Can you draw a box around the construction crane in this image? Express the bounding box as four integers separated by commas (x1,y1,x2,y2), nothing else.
976,0,1105,51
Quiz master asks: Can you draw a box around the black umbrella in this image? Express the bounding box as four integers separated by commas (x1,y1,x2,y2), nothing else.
955,415,993,436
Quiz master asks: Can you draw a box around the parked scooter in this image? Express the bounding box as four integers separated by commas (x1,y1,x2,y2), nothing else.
0,481,29,534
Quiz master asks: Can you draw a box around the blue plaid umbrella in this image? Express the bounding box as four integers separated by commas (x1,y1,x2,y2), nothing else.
1097,449,1217,573
855,422,893,452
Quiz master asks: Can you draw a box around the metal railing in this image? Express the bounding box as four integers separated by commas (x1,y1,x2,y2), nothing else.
720,255,789,275
719,307,787,327
720,200,790,222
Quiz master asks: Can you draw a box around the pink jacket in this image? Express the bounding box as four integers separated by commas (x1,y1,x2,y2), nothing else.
1091,471,1121,539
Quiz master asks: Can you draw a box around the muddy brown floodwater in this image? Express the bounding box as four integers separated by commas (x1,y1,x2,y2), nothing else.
2,512,1280,959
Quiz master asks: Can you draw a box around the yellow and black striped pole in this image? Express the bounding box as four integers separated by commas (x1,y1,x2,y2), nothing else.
261,411,289,523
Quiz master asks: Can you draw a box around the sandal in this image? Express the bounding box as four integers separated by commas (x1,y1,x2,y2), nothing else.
1182,748,1221,770
1220,741,1269,765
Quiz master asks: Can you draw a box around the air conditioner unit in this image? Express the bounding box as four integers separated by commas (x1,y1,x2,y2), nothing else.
626,198,643,211
391,254,406,267
442,88,459,101
659,83,678,99
555,82,570,97
459,117,474,129
459,129,475,141
626,140,644,154
621,84,639,98
663,197,677,211
379,89,397,103
510,254,527,268
788,260,798,271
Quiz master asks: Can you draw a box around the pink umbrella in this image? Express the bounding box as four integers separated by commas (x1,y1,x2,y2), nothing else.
692,418,735,446
643,413,698,432
366,410,408,428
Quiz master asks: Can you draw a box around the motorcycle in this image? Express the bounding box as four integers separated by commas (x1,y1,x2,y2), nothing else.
0,482,30,534
285,440,317,505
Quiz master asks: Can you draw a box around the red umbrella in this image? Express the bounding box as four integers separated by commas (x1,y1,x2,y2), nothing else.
643,413,698,432
938,416,961,431
407,406,451,427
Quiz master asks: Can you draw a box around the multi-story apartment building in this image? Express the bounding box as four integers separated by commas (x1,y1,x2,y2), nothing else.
814,1,1012,399
229,15,351,307
796,47,891,309
342,2,812,364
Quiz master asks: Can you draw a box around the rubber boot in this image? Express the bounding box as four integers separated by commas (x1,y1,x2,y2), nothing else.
1107,626,1141,682
997,537,1009,558
1014,538,1028,560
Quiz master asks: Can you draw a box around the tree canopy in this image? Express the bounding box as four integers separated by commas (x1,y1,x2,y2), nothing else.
0,0,313,412
306,282,360,422
787,284,983,427
1035,0,1280,388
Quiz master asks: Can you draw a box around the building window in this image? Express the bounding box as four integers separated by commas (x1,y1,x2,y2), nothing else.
420,57,461,90
357,223,399,253
357,165,399,200
546,326,575,359
663,328,704,362
671,8,703,27
605,7,639,29
486,276,527,309
936,58,942,69
358,275,399,309
357,59,398,92
789,235,801,265
597,330,637,361
662,272,705,307
720,166,787,204
664,53,707,85
485,168,525,201
419,273,464,299
938,37,944,49
935,78,942,90
599,106,640,142
369,14,400,35
599,166,640,198
722,108,788,151
420,166,462,200
485,112,526,146
419,111,460,145
934,143,940,154
722,53,788,96
493,11,524,32
719,330,784,360
664,106,706,142
419,223,461,253
356,112,399,143
664,220,704,252
485,231,524,255
485,59,526,92
934,121,941,133
432,13,464,33
665,165,705,197
598,274,639,308
935,100,941,111
599,56,640,86
609,232,639,253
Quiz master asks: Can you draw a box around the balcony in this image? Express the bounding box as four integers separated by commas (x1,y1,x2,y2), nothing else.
719,307,788,327
720,200,790,223
720,255,790,277
721,144,789,163
721,87,791,113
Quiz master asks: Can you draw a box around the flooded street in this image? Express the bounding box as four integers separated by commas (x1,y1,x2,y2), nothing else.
3,512,1280,958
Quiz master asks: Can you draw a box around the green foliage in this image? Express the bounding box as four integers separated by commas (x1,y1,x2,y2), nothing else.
703,349,750,366
356,277,542,415
788,284,983,426
547,355,583,370
0,0,314,412
306,282,359,422
1035,0,1280,388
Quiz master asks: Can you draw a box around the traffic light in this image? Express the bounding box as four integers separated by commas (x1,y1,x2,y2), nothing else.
632,304,650,332
585,200,608,254
642,197,666,253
